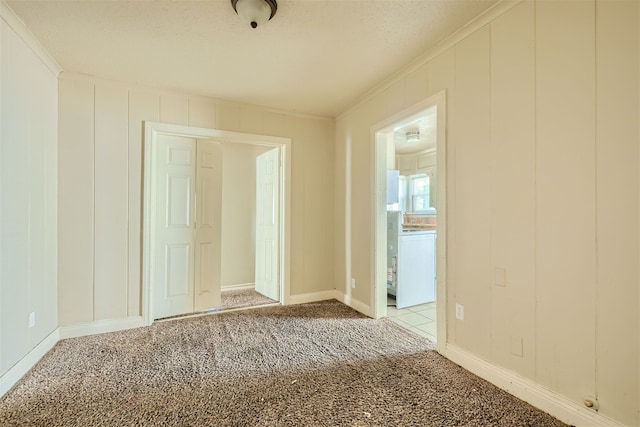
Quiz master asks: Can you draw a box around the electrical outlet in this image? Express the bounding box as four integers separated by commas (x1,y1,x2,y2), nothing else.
455,303,464,320
351,278,356,289
28,312,36,328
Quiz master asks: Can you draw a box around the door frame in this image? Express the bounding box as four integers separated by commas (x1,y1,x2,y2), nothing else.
142,121,291,326
370,90,447,350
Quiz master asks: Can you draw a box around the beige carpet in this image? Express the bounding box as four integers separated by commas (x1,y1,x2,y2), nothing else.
0,300,567,426
220,288,277,310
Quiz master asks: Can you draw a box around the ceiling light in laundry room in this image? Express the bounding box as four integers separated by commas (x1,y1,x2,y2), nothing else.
405,131,420,144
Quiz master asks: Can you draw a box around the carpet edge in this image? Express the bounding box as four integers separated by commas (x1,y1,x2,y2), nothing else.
0,328,59,398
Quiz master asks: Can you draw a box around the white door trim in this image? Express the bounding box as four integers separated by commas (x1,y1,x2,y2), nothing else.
142,122,292,326
370,90,447,352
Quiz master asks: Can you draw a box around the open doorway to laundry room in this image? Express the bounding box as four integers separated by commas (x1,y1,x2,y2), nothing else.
372,91,447,349
141,122,291,325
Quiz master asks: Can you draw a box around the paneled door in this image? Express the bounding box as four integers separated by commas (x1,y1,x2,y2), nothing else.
255,148,280,301
152,135,222,319
194,139,223,311
153,135,196,319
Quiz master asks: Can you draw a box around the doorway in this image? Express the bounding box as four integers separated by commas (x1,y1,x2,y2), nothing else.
142,122,292,325
371,91,447,350
150,135,223,319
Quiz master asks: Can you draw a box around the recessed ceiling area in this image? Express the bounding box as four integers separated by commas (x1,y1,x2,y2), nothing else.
7,0,499,117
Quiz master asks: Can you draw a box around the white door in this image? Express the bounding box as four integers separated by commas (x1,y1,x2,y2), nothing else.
153,135,196,319
255,148,280,301
152,136,223,319
194,139,223,311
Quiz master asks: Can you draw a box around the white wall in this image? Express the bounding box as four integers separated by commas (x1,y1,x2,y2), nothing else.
0,5,59,376
335,1,639,425
58,73,335,326
220,142,270,288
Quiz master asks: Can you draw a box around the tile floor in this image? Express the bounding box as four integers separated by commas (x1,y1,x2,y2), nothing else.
387,297,437,343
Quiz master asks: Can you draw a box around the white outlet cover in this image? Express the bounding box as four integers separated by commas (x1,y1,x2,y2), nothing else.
28,312,36,328
455,303,464,320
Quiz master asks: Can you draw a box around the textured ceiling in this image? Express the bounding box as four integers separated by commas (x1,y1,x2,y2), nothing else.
8,0,499,117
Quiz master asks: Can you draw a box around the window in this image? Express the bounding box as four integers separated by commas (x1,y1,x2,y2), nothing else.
410,173,430,213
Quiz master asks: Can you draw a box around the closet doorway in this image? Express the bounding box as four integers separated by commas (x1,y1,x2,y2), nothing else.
141,122,291,325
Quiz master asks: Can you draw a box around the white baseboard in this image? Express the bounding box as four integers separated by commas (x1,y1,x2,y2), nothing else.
221,283,255,291
443,344,622,427
0,329,60,397
59,316,145,340
332,291,373,317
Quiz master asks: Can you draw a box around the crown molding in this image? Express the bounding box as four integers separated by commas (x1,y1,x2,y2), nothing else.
60,71,334,122
1,1,63,76
337,0,522,120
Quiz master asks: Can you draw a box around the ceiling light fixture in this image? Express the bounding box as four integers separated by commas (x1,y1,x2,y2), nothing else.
231,0,277,29
405,131,420,144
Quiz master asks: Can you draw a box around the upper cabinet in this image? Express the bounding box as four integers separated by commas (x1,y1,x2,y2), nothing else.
397,155,416,176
